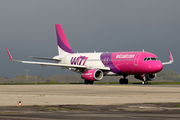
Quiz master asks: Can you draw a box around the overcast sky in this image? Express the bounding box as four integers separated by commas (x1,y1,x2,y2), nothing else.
0,0,179,78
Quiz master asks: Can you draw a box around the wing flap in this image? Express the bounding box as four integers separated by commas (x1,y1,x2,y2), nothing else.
29,56,61,61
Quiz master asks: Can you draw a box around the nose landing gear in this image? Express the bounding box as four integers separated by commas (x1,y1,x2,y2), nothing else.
142,81,148,84
142,76,148,85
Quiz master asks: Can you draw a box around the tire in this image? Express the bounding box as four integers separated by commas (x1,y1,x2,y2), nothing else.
124,78,128,84
89,81,94,84
145,81,148,84
142,81,148,85
84,80,88,84
119,78,124,84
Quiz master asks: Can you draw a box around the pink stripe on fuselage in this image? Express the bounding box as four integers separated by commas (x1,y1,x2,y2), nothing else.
55,24,71,49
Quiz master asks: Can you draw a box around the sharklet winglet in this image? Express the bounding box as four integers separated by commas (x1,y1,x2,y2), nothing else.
6,48,13,60
162,50,174,65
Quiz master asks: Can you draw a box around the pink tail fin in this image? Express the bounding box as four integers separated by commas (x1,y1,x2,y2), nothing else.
55,24,74,54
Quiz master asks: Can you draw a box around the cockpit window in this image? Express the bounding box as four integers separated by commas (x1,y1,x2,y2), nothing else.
144,57,159,61
156,58,160,60
151,58,156,60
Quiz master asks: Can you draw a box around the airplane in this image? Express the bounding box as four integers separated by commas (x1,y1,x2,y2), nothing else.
6,24,174,85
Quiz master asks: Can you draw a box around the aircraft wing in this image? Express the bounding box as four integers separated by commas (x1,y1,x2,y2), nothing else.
162,50,174,65
6,48,110,70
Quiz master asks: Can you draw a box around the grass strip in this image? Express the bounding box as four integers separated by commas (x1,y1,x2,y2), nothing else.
33,105,84,111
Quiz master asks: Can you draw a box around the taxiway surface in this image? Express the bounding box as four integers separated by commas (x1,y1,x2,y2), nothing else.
0,84,180,119
0,103,180,120
0,84,180,106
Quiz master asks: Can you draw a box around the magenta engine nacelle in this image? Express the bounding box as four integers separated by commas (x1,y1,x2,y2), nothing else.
82,69,103,81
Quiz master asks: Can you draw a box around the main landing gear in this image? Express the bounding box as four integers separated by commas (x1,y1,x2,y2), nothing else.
84,80,94,84
119,76,128,84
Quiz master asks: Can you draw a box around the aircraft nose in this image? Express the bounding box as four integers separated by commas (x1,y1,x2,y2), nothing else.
148,62,163,73
153,62,163,72
157,63,163,71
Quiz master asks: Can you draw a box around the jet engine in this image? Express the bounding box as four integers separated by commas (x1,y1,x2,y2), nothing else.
134,73,157,81
146,73,157,80
82,69,103,81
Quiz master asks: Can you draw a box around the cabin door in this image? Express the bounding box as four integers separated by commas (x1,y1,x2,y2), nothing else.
134,54,141,66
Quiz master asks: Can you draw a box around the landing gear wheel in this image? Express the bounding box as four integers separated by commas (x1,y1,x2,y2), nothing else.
119,78,124,84
142,81,148,85
89,81,94,84
84,80,94,84
84,80,88,84
119,78,128,84
124,78,128,84
145,81,148,84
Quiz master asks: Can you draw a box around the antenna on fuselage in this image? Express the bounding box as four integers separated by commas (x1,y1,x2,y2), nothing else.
94,50,96,53
142,49,145,52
